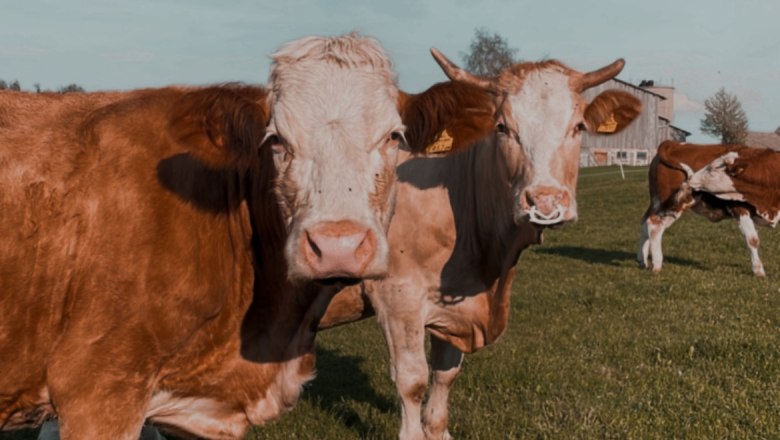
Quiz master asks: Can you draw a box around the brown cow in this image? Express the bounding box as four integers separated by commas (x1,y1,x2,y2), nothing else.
321,49,641,439
638,140,778,276
0,33,407,439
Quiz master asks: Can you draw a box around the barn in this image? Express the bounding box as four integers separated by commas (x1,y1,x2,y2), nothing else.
746,128,780,151
581,79,690,167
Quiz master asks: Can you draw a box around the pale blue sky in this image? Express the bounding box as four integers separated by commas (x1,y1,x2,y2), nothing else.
1,0,778,141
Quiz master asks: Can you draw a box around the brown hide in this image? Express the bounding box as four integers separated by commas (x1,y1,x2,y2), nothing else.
0,86,330,439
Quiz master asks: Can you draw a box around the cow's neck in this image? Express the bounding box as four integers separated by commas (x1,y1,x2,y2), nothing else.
240,160,335,368
448,138,530,279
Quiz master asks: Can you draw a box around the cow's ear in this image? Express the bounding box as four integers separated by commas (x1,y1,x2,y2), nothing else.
168,85,269,169
398,82,495,154
584,90,641,134
726,163,746,177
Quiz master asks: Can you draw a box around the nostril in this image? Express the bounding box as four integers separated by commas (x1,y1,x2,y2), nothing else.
305,231,322,258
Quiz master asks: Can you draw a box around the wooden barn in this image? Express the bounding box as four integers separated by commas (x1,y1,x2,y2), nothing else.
581,79,690,167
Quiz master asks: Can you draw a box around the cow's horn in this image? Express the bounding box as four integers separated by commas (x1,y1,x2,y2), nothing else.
680,162,694,179
430,48,494,91
579,58,625,91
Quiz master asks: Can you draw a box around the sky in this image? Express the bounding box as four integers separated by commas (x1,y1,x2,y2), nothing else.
1,0,778,142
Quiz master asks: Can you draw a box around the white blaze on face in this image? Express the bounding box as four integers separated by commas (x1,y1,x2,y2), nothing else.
267,41,403,281
507,68,581,224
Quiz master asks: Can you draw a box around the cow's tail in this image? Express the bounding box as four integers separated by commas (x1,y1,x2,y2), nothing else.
655,140,694,178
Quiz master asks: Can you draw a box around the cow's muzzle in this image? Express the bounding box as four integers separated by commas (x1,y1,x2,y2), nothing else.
520,185,576,226
301,220,377,280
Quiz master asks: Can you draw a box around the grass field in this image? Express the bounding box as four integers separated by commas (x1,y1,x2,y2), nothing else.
4,165,779,439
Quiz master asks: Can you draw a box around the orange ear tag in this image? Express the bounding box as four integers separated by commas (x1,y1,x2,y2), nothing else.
425,129,454,154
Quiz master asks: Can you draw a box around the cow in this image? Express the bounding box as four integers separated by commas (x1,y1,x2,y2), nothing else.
0,33,408,439
320,49,641,440
638,140,778,276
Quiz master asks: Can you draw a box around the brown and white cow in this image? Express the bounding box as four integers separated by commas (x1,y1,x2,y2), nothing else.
638,140,778,276
0,34,406,439
321,49,641,440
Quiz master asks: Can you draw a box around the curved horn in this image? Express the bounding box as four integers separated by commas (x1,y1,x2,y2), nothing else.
579,58,625,91
430,47,494,91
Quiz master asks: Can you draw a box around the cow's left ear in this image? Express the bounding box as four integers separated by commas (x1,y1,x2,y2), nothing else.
583,90,642,134
168,85,269,169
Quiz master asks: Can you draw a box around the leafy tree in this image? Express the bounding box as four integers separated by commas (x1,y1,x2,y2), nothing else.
58,84,85,93
460,28,518,77
700,87,749,144
9,80,20,91
0,80,6,90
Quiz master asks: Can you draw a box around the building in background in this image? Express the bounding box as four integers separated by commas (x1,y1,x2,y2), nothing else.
746,128,780,151
581,79,690,167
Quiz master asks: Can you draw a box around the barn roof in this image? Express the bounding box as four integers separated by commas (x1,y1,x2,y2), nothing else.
746,131,780,151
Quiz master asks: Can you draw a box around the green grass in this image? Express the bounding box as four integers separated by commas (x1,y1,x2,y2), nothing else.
4,165,779,439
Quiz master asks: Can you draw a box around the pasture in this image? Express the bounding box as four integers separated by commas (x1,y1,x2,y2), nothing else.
4,165,779,439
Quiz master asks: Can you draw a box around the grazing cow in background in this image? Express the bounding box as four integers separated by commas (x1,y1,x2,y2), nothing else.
638,140,778,276
0,33,407,439
321,49,641,440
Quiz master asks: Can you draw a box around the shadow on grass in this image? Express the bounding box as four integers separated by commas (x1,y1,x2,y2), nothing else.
535,245,706,269
304,347,395,437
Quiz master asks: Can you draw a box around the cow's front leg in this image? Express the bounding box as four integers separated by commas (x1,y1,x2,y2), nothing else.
736,212,766,277
647,213,679,272
379,310,429,440
47,344,153,440
423,336,463,440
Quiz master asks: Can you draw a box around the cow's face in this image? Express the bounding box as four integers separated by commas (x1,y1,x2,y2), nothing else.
265,35,404,282
431,50,642,227
685,152,743,197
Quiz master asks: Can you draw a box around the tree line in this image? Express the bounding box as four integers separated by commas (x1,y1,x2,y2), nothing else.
0,79,84,93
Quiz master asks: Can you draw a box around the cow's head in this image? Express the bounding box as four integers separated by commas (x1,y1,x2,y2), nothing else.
430,49,641,226
264,34,404,281
682,151,744,198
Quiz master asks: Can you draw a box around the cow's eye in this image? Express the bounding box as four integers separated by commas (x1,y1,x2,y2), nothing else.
386,131,404,147
575,122,587,133
265,134,292,159
496,123,509,135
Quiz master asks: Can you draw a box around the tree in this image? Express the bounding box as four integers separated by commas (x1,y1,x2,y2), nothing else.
460,28,518,77
0,80,6,90
58,84,85,93
9,80,21,91
700,87,749,144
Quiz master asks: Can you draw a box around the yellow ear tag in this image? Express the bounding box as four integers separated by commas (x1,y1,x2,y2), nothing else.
425,129,454,154
597,113,618,133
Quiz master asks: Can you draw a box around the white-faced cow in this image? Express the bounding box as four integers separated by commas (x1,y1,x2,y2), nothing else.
0,33,406,439
321,49,641,440
638,140,778,276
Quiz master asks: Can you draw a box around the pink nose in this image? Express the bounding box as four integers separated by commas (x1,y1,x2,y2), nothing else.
520,186,573,224
301,221,376,278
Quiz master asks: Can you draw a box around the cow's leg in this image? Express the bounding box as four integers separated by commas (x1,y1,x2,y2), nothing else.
379,312,428,440
638,215,652,268
647,213,680,272
736,213,765,277
47,331,155,440
422,336,463,440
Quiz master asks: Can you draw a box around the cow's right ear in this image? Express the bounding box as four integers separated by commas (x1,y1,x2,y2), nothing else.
168,85,269,169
